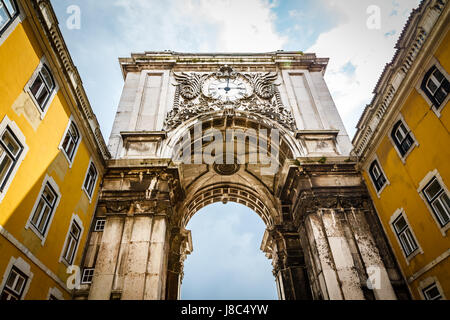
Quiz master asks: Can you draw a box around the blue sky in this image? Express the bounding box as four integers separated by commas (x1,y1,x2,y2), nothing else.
50,0,420,299
181,203,277,299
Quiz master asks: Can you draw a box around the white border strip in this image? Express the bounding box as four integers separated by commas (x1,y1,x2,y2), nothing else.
0,225,70,294
408,249,450,283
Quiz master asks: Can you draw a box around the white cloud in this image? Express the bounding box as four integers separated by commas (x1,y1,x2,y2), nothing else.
182,203,276,299
114,0,286,52
58,0,421,141
307,0,421,137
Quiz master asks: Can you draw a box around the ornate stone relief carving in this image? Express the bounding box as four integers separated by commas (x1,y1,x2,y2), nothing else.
173,72,208,100
164,66,296,131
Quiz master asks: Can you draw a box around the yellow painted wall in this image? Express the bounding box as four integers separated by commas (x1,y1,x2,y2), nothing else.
0,10,101,299
0,238,71,300
363,29,450,299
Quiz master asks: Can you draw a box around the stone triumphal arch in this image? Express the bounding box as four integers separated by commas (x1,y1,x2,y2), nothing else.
76,52,410,300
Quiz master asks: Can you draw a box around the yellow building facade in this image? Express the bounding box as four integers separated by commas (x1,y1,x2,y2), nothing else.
0,0,109,299
1,0,448,301
353,0,449,300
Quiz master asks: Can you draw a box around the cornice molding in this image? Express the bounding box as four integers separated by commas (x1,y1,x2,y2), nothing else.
27,0,111,162
119,51,329,79
352,0,448,160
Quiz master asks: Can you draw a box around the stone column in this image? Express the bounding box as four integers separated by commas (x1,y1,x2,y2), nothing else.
111,216,134,295
89,216,124,300
346,208,397,300
121,216,153,300
166,228,193,300
166,249,184,300
321,209,365,300
304,212,344,300
271,226,312,300
143,216,168,300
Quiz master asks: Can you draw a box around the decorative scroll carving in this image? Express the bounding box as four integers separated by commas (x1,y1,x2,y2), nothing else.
165,68,296,131
164,94,295,131
173,72,207,100
105,201,132,214
247,72,278,99
238,92,296,130
164,96,215,129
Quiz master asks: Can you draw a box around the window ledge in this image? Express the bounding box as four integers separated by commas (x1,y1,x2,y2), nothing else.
0,3,25,47
82,187,93,203
24,223,47,246
405,247,424,265
375,181,390,198
431,99,449,118
59,148,74,168
398,142,419,164
437,222,450,237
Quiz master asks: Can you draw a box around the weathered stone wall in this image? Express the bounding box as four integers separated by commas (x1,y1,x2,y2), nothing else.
274,162,410,300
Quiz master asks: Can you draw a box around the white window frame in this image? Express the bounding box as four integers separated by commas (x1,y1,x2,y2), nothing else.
82,159,98,202
47,286,64,300
0,115,28,203
389,208,423,264
388,114,419,164
59,213,84,267
94,218,106,232
58,116,82,167
25,175,61,245
0,0,25,46
416,57,450,118
418,277,446,300
417,169,450,236
81,268,95,284
365,155,390,198
24,56,59,120
0,257,33,300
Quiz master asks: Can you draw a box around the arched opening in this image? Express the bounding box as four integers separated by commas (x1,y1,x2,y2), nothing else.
161,113,296,300
181,202,277,299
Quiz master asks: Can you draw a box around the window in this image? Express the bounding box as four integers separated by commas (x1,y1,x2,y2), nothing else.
81,268,95,284
0,127,23,192
421,65,449,108
62,221,81,265
422,283,442,300
30,183,58,236
83,162,98,198
0,267,28,300
29,64,55,111
422,178,450,227
94,219,106,232
369,160,387,192
0,0,19,36
61,121,80,162
47,287,63,300
391,120,414,157
392,214,418,257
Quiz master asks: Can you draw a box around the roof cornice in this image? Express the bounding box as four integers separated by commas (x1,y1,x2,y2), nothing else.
26,0,111,162
352,0,448,160
119,51,329,79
